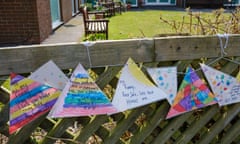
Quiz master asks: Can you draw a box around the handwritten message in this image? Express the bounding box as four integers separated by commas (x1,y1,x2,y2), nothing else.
119,80,154,105
112,58,167,112
223,85,240,104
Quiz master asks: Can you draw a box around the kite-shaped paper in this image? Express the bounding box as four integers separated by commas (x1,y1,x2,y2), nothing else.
48,63,117,118
29,60,68,90
10,73,61,134
166,67,217,119
112,58,167,112
201,64,240,106
147,67,177,105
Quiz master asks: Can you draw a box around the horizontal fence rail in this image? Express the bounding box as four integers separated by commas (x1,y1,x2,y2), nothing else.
1,35,240,75
0,35,240,144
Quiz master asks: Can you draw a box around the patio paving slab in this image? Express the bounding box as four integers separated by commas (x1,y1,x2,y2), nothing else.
41,14,84,44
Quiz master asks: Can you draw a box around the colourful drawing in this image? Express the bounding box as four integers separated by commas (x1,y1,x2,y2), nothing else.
201,64,240,106
48,63,117,118
111,58,167,112
147,67,177,105
29,60,68,90
166,67,217,119
9,73,61,134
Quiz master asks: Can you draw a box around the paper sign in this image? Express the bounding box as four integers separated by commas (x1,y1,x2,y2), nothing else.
111,58,167,112
201,64,240,106
28,60,68,90
147,67,177,105
9,73,61,134
48,63,117,118
166,67,217,119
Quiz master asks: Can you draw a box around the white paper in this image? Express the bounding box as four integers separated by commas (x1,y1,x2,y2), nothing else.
112,58,167,112
29,60,68,90
201,64,240,106
147,67,177,105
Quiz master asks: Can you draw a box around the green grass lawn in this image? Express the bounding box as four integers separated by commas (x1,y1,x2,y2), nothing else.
108,10,192,39
108,9,231,40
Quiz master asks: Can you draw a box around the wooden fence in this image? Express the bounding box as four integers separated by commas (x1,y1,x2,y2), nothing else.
0,35,240,144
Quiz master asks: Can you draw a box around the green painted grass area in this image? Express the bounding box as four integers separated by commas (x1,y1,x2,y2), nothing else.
108,9,230,40
109,10,191,39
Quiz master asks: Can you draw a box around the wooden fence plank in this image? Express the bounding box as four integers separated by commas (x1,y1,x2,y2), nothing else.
152,111,193,144
96,66,122,89
197,103,240,144
130,101,170,144
154,35,240,61
7,114,47,144
40,118,77,144
0,103,9,136
175,105,219,144
72,115,108,143
104,105,149,144
0,88,9,104
1,35,240,75
220,116,240,144
0,43,86,75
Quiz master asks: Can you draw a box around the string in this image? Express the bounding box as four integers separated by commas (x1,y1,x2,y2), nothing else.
216,34,240,64
82,41,96,68
216,33,229,57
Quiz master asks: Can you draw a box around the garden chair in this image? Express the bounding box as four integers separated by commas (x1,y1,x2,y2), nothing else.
80,6,109,40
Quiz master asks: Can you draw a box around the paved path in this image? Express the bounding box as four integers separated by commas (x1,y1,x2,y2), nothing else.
41,14,84,44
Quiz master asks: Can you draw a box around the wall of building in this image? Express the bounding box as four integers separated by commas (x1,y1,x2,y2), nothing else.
36,0,52,43
0,0,52,46
60,0,73,23
0,0,38,45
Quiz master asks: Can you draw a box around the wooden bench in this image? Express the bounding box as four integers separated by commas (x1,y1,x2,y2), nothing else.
80,6,109,40
99,0,122,17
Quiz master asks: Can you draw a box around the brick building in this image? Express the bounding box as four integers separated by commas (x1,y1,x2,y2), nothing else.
0,0,80,46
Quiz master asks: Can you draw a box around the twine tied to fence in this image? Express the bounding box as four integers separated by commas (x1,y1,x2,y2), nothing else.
217,33,229,57
82,41,96,68
216,34,240,65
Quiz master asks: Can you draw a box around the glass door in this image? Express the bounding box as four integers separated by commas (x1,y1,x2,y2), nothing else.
72,0,79,16
75,0,79,13
50,0,61,29
72,0,75,15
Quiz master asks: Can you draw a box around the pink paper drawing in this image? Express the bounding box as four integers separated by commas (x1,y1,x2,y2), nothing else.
9,73,60,134
48,63,117,118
